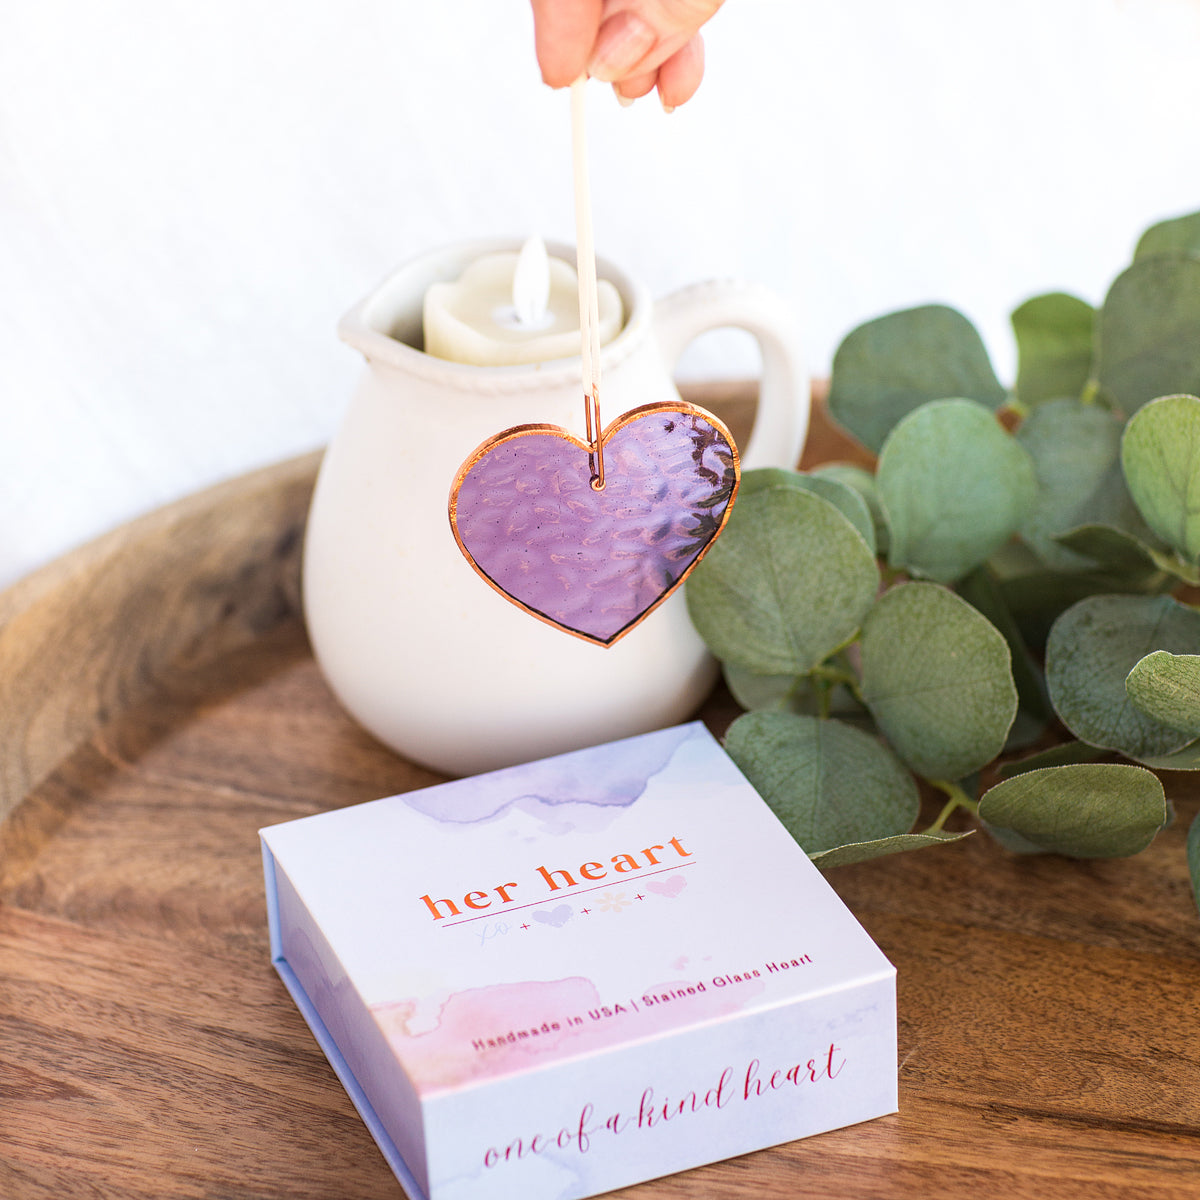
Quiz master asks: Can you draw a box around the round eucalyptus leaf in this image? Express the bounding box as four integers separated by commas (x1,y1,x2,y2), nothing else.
722,661,804,712
808,830,970,870
859,582,1018,780
1011,292,1095,407
1135,738,1200,771
1125,651,1200,736
978,764,1167,858
1134,209,1200,261
1147,547,1200,586
997,739,1106,779
981,822,1051,855
793,476,876,554
956,567,1053,753
810,463,890,555
1121,394,1200,562
1053,525,1162,577
686,487,879,675
737,467,806,496
723,711,919,854
1005,709,1047,752
828,305,1006,453
1095,256,1200,415
1015,398,1130,569
994,571,1092,651
1045,594,1200,759
877,399,1037,584
736,467,875,552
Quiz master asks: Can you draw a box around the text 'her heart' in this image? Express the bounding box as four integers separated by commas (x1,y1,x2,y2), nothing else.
449,403,739,646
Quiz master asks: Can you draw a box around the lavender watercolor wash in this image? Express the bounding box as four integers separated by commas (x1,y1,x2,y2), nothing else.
261,722,897,1200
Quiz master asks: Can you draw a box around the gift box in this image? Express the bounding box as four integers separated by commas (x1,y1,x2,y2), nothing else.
261,722,897,1200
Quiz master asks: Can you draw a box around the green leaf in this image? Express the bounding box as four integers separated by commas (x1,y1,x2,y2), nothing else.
995,547,1176,652
1011,292,1095,407
1053,525,1165,578
1015,398,1140,570
810,463,890,556
809,830,971,869
1125,651,1200,735
859,582,1018,780
957,565,1053,724
722,661,804,712
723,711,919,855
686,487,880,675
1188,813,1200,915
1134,209,1200,261
1121,394,1200,562
1147,547,1200,586
877,399,1037,584
1045,594,1200,759
1136,738,1200,771
1094,256,1200,416
737,467,876,553
736,467,805,496
978,764,1167,858
1004,709,1048,752
722,661,867,722
996,739,1108,779
828,305,1007,454
981,822,1052,855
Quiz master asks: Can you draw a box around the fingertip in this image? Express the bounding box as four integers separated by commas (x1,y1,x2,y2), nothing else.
614,70,659,103
530,0,604,88
655,34,705,110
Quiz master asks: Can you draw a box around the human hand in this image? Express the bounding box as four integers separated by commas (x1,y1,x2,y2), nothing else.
530,0,725,110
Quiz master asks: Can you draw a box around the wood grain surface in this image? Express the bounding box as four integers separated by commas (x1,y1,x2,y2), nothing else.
2,388,1198,1200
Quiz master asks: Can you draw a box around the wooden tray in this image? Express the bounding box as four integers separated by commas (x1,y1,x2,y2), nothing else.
2,388,1198,1200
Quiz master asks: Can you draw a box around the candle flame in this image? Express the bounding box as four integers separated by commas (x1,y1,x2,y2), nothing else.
512,235,551,327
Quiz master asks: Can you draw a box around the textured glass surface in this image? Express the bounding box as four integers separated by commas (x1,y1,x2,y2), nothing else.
454,409,737,644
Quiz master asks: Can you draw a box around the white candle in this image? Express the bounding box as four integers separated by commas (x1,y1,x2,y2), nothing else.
423,236,623,366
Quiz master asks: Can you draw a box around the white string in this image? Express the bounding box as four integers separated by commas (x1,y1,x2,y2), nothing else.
570,76,602,418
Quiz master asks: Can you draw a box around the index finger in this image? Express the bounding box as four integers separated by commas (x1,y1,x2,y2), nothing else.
531,0,605,88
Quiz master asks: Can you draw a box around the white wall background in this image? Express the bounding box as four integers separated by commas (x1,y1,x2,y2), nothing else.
2,0,1200,588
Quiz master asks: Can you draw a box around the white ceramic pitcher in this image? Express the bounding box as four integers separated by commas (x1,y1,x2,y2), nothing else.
303,239,808,776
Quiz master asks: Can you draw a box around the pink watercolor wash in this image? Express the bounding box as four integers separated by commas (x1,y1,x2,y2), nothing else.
370,971,765,1094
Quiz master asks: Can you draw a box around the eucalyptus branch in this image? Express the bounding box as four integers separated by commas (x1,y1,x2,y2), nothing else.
809,662,864,704
925,780,980,834
685,209,1200,886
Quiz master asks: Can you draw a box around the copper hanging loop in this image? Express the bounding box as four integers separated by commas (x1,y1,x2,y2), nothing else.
571,78,606,493
585,383,606,490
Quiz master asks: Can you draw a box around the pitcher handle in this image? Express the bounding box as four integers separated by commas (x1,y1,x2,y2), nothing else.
653,281,809,472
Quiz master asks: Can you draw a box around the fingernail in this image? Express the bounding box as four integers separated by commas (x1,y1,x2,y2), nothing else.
587,12,656,83
613,85,635,108
661,100,676,115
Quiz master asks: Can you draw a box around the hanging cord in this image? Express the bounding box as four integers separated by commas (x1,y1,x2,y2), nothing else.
570,76,605,490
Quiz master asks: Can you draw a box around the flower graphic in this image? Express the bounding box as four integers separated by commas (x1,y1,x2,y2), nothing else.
596,891,629,913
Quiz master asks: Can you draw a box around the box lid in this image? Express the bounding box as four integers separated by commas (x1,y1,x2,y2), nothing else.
261,721,893,1099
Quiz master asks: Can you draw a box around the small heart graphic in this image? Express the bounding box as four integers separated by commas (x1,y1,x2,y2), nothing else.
449,402,738,646
533,905,572,928
648,876,687,898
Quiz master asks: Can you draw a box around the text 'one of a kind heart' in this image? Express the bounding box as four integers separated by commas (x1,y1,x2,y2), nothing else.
449,403,739,646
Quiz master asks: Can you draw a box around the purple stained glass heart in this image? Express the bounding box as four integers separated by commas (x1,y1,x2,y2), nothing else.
449,402,739,646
